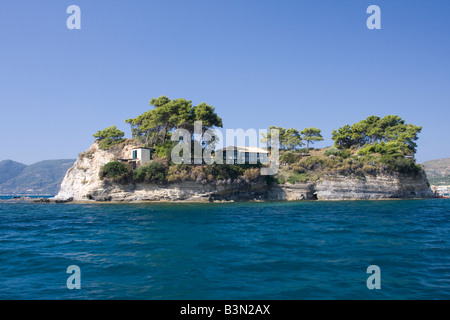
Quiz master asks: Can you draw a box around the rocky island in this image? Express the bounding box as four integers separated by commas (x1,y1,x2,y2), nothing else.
53,140,432,203
53,96,433,203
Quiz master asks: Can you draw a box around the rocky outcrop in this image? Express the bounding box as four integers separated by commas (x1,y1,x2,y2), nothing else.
315,173,432,200
54,141,139,201
54,143,433,202
273,173,433,201
83,180,271,202
54,141,272,202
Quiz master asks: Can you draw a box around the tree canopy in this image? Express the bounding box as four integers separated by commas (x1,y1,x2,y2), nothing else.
262,126,324,150
331,115,422,154
284,128,303,150
125,96,223,148
93,126,125,150
301,127,324,149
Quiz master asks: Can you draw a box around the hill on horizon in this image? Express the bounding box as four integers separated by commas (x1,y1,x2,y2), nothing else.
422,157,450,186
0,159,76,196
0,160,27,185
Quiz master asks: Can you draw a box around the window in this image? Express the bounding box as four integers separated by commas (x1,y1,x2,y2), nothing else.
132,150,137,159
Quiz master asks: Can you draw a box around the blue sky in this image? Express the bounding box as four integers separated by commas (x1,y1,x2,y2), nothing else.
0,0,449,164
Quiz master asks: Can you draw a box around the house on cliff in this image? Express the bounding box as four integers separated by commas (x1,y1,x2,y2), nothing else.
119,147,154,168
217,146,269,164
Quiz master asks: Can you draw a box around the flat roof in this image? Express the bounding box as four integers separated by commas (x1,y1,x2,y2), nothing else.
217,146,269,154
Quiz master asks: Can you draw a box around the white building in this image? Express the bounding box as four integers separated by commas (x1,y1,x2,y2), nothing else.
132,148,152,166
217,146,269,164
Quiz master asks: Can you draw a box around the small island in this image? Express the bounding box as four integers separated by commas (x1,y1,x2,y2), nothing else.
54,96,433,203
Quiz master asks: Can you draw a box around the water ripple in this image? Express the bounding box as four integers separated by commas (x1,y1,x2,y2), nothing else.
0,199,449,299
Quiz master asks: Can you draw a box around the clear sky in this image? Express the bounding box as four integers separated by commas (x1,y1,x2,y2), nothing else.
0,0,449,164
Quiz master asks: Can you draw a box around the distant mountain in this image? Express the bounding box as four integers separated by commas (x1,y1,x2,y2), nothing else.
0,160,27,184
423,158,450,186
0,159,76,195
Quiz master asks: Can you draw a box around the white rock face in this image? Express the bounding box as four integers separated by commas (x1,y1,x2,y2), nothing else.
315,174,433,200
278,173,433,201
54,141,139,201
55,142,433,202
54,141,270,202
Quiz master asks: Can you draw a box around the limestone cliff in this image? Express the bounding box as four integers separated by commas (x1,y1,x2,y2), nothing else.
54,141,271,202
274,173,433,201
55,141,139,201
54,143,433,202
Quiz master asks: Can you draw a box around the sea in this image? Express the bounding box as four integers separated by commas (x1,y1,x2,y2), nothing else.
0,197,449,300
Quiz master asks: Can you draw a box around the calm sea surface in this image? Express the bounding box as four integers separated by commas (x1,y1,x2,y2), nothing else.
0,198,449,299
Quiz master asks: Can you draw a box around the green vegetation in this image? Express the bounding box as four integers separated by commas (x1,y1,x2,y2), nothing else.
280,151,298,164
274,176,286,185
204,164,245,181
324,146,341,157
287,172,311,184
100,159,262,185
324,146,350,158
133,161,168,183
301,127,324,149
93,126,125,150
94,104,425,187
125,96,222,155
274,148,422,186
271,115,425,184
262,126,324,151
327,115,423,175
153,140,178,159
96,95,267,185
380,155,421,174
166,163,260,183
298,148,310,154
331,115,421,154
99,161,131,182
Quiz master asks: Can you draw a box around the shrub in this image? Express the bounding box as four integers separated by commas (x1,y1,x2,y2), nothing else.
380,155,421,174
299,155,328,171
99,161,131,182
298,148,310,154
133,161,168,183
290,163,306,173
358,141,407,157
324,146,342,157
190,166,206,182
275,175,286,185
362,164,378,175
153,155,170,168
167,164,189,182
243,168,260,181
340,149,351,158
288,172,310,184
79,151,94,159
204,164,244,181
280,151,298,164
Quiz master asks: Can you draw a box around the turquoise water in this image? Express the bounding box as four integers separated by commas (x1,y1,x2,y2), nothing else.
0,199,449,299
